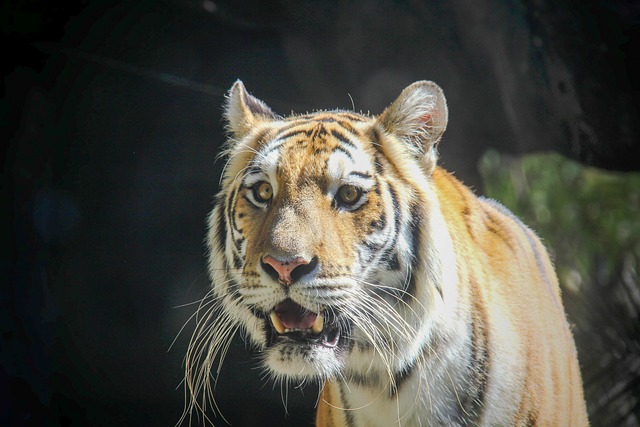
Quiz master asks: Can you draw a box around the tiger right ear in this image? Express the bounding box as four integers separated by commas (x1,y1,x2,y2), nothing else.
378,81,448,172
225,80,277,139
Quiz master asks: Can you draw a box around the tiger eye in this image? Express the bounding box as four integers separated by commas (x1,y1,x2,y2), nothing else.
337,185,361,206
254,182,273,203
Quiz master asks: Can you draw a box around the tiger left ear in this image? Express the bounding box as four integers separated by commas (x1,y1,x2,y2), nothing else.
225,80,277,139
377,81,448,172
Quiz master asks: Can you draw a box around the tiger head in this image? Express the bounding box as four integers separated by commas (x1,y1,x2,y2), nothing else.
198,80,455,389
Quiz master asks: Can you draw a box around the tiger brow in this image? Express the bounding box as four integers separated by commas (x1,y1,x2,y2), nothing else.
330,129,359,151
349,171,372,179
344,171,374,188
257,127,312,159
246,164,262,176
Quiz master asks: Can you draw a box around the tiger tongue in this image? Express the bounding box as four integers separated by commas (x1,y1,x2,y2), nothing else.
274,299,317,330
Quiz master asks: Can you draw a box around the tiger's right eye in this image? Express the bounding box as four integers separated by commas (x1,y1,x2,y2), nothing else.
253,182,273,203
337,184,362,206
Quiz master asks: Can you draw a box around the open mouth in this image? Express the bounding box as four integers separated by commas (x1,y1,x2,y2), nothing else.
268,299,340,348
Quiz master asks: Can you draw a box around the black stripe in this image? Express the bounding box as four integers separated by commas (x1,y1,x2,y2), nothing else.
457,309,489,422
388,329,444,397
232,253,243,270
338,383,356,427
335,119,361,135
335,120,356,133
246,163,261,176
367,181,402,273
349,171,372,180
242,193,262,209
373,153,384,175
330,129,358,150
384,183,402,261
310,124,328,140
259,139,288,158
387,185,402,247
228,188,244,234
384,251,400,270
259,127,313,157
369,128,388,176
346,370,382,388
369,126,383,148
388,183,402,237
404,202,430,301
215,199,227,252
390,362,416,397
333,145,353,161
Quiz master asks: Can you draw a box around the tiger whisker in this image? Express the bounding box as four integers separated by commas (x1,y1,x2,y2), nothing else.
179,279,245,426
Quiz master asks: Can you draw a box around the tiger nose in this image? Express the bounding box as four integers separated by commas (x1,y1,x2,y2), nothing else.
261,255,317,286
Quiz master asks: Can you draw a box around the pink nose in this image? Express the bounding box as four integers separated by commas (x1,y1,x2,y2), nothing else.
262,255,311,286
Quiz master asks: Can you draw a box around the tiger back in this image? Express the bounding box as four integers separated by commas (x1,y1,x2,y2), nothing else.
183,80,588,426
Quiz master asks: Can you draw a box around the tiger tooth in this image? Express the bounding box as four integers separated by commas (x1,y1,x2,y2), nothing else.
270,312,286,334
311,314,324,335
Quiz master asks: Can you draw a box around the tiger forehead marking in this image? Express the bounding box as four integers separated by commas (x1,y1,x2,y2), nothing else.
274,124,363,185
262,118,373,174
182,80,588,427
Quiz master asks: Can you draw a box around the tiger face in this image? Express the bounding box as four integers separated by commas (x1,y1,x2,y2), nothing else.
204,80,450,384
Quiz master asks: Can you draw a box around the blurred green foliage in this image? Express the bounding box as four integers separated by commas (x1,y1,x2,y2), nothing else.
478,150,640,426
479,150,640,286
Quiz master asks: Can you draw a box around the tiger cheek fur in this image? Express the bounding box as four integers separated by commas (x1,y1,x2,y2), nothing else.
183,80,589,427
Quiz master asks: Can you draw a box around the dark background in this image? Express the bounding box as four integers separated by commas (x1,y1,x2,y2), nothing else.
2,1,639,426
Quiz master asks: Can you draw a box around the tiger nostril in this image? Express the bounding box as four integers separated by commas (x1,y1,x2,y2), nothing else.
261,255,318,286
290,256,318,283
261,260,279,282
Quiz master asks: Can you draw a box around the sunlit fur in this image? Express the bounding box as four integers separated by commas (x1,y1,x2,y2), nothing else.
181,80,589,426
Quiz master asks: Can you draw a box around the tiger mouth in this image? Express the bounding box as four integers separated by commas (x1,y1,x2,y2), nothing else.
267,299,340,348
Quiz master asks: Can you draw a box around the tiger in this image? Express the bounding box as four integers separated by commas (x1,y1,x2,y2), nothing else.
182,80,589,426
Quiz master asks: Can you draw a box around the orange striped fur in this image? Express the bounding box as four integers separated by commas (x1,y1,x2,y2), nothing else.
183,80,588,426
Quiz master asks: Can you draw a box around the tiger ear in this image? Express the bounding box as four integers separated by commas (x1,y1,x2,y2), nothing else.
225,80,277,139
377,81,448,172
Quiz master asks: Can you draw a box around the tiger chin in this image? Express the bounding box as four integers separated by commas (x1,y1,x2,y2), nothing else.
182,80,589,426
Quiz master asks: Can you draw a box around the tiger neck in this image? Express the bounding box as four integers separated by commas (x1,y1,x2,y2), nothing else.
323,280,472,426
323,332,473,426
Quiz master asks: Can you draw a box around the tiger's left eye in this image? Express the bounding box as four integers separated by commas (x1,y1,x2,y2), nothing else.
253,182,273,203
337,185,362,206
